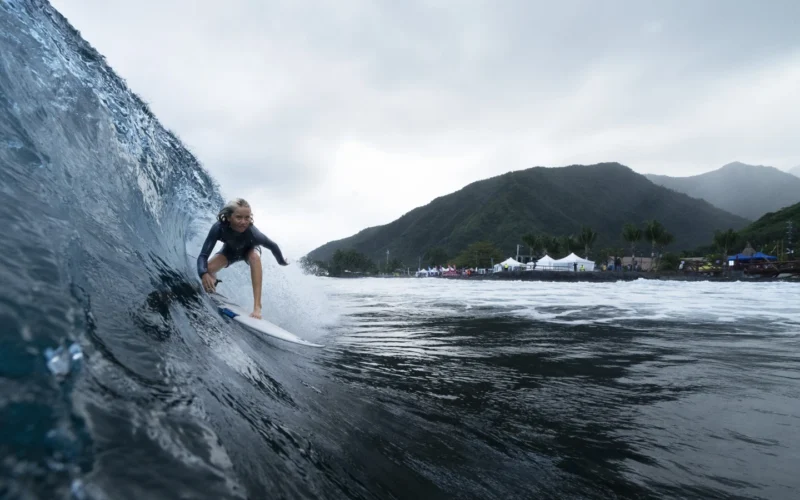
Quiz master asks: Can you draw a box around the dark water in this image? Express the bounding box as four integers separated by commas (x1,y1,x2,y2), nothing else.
3,2,800,499
318,279,800,500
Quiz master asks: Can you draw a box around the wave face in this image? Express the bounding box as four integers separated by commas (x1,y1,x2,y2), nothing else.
1,3,370,500
0,1,235,497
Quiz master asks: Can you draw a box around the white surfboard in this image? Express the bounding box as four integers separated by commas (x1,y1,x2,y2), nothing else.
209,293,324,348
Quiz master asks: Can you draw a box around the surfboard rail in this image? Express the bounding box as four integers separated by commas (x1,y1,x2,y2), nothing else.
208,293,324,348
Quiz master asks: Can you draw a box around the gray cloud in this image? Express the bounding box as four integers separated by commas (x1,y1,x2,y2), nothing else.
49,0,800,255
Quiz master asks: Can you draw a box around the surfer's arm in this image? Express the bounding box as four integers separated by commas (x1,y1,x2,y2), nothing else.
251,226,288,265
197,222,222,277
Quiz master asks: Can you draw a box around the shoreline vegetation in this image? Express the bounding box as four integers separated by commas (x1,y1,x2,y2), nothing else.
330,270,799,283
300,211,800,282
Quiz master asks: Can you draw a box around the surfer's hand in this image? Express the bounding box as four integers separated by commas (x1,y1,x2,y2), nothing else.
249,307,262,319
201,273,216,293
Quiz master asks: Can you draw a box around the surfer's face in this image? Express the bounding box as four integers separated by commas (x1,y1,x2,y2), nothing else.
230,206,252,232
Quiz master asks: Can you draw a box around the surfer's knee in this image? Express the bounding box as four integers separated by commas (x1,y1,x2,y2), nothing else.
246,249,261,265
207,253,228,273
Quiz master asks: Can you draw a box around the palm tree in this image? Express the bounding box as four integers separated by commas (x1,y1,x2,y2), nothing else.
542,235,559,256
644,220,666,261
559,235,575,258
658,232,675,249
713,229,739,274
521,233,541,261
577,226,598,259
622,223,642,265
655,231,675,270
713,229,739,263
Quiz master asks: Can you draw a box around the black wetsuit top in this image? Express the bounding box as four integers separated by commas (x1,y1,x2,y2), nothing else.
196,221,287,277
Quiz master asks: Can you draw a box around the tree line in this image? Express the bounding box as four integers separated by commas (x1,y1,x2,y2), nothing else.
519,220,675,265
299,221,754,276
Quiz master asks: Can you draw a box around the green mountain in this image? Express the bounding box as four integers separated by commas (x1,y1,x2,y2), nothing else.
737,202,800,252
645,162,800,220
307,163,749,265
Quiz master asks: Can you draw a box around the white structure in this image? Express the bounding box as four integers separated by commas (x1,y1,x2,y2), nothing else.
530,254,569,271
554,252,596,272
493,257,524,272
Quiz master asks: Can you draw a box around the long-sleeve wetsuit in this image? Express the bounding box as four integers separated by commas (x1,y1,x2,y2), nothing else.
196,221,287,277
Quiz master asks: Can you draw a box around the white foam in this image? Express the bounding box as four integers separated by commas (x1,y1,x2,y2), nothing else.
319,278,800,330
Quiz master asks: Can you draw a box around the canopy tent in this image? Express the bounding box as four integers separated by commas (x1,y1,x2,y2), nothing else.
493,257,524,272
529,254,561,271
754,252,777,260
534,255,572,271
553,252,596,272
727,252,777,262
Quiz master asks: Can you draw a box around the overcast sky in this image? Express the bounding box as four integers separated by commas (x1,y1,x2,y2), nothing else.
50,0,800,257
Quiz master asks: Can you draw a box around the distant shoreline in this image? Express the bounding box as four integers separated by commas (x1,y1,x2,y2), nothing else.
450,270,797,282
327,270,799,283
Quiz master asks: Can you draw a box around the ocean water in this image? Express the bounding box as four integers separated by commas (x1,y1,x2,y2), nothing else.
319,278,800,499
3,2,800,499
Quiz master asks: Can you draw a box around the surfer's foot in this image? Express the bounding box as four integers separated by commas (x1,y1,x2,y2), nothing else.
249,307,262,319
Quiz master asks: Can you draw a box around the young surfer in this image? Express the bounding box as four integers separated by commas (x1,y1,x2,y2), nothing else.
197,198,289,319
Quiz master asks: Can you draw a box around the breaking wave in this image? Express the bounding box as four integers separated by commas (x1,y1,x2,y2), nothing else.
1,3,331,498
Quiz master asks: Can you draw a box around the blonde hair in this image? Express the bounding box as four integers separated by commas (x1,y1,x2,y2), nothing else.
217,198,253,224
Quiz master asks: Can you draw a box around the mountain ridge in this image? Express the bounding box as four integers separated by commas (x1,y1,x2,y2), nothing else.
308,162,749,265
645,162,800,220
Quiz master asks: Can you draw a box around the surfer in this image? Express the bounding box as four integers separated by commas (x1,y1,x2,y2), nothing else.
197,198,289,319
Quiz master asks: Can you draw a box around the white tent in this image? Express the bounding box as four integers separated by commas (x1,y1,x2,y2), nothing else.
554,252,596,272
531,254,567,271
493,257,523,272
